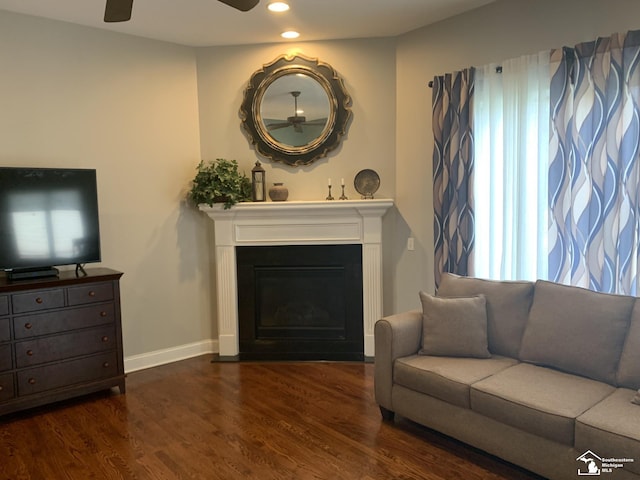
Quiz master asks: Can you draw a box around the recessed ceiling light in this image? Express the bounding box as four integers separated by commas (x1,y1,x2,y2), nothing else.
268,2,290,13
281,30,300,39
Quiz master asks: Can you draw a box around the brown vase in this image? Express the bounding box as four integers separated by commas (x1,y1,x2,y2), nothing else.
268,183,289,201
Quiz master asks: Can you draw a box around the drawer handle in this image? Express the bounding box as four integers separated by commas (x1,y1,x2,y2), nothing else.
100,311,108,317
102,336,109,343
26,350,33,356
89,291,96,297
28,378,36,385
103,362,110,368
35,297,43,304
0,385,3,392
25,322,33,330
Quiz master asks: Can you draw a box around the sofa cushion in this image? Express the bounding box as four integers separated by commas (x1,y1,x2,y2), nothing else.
519,280,634,385
394,354,519,409
471,363,614,446
418,292,491,358
437,273,534,358
576,388,640,476
617,300,640,390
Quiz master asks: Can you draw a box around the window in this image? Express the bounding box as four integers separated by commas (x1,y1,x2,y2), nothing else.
473,52,550,281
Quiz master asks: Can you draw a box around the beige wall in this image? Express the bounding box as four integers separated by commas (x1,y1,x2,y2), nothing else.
196,39,396,201
0,11,209,364
394,0,640,312
1,0,638,366
0,10,397,365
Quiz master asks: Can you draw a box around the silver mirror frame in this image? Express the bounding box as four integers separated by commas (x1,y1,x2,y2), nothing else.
240,54,352,167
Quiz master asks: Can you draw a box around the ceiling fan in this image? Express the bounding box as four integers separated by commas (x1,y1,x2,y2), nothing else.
267,91,327,133
104,0,260,22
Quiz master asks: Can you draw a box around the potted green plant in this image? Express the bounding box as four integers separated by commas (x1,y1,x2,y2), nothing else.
188,158,252,209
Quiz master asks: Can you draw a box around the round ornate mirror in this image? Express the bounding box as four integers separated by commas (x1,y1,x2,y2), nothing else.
240,54,352,167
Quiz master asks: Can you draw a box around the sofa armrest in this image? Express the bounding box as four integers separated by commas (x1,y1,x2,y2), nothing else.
374,309,422,410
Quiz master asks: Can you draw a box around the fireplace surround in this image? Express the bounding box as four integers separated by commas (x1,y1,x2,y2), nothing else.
200,199,393,360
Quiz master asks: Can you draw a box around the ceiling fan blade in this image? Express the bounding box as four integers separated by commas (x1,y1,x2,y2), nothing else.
104,0,133,22
304,119,328,126
267,122,291,130
217,0,260,12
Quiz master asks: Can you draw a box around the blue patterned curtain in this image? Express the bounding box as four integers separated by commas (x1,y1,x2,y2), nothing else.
432,69,475,288
549,30,640,295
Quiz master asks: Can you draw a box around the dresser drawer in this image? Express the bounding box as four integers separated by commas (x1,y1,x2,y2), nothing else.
0,319,9,343
17,351,118,396
14,304,115,339
12,289,65,314
0,344,12,372
0,296,8,316
15,325,116,368
67,282,114,306
0,373,15,402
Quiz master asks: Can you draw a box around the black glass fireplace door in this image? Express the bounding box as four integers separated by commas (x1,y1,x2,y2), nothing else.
236,244,364,360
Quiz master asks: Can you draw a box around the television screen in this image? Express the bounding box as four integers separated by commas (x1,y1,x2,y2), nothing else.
0,167,101,276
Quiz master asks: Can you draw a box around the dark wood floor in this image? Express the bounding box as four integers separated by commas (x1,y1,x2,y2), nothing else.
0,356,544,479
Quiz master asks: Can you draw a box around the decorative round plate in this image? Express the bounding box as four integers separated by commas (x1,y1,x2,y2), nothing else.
354,169,380,198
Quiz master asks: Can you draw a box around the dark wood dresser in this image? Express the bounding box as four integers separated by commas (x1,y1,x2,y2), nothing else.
0,268,125,416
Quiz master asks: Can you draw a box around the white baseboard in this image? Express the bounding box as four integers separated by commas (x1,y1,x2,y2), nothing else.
124,339,219,373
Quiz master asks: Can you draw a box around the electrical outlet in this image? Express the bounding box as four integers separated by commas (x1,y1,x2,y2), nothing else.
407,237,415,251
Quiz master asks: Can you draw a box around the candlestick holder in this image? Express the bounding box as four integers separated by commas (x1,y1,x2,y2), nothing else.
326,185,334,200
339,185,348,200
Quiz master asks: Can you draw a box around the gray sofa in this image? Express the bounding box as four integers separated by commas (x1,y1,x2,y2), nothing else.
375,273,640,480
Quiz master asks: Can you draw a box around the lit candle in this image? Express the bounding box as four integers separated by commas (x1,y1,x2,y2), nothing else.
341,178,345,186
328,178,331,187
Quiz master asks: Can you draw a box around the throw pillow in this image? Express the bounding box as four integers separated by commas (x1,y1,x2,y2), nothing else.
437,273,534,358
633,390,640,406
419,292,491,358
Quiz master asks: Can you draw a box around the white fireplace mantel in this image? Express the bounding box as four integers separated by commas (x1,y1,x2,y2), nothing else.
200,199,394,359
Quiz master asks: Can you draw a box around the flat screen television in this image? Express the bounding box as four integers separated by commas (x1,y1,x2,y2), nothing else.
0,167,101,281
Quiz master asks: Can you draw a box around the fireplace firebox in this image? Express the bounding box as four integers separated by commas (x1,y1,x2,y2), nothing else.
237,245,363,360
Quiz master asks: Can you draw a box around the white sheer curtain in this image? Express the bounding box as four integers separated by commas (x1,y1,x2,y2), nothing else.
473,52,550,281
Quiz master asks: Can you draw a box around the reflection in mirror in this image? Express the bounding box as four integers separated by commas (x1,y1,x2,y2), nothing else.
260,74,331,148
240,54,352,167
